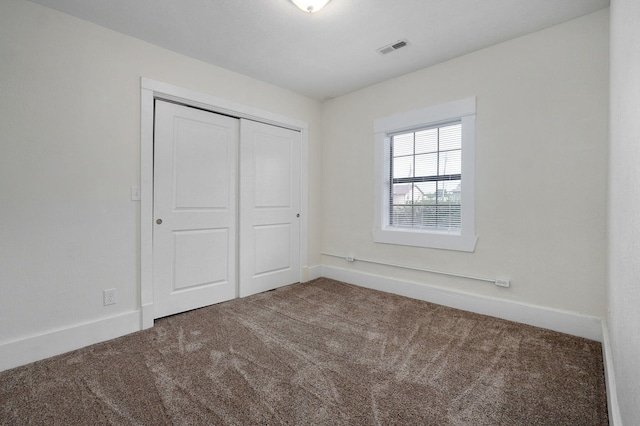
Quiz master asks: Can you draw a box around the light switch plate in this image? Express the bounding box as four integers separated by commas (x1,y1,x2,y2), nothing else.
131,186,140,201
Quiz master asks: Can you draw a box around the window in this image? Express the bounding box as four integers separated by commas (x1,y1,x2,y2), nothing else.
390,122,462,231
373,97,477,252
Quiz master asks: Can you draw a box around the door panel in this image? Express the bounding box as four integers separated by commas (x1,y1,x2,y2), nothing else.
253,136,292,207
240,119,301,297
153,100,238,318
173,118,231,209
253,224,292,275
173,229,229,290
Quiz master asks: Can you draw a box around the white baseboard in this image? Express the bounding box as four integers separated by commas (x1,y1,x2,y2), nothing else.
0,311,141,373
321,265,603,342
307,264,323,281
601,321,622,426
141,303,154,330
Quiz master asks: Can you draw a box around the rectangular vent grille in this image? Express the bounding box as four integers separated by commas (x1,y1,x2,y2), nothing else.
377,39,409,55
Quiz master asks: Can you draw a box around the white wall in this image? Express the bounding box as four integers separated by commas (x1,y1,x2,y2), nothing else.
0,0,322,350
321,10,609,318
609,0,640,422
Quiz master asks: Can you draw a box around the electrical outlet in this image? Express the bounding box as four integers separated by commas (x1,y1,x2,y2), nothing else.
495,279,510,288
104,289,117,305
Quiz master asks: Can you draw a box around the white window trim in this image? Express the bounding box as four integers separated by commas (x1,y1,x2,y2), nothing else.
373,97,478,252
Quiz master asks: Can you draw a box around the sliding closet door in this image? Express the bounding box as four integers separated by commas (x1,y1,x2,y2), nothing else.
239,119,301,297
153,100,238,318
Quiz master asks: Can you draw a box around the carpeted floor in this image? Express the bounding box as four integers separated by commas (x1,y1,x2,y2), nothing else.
0,278,608,425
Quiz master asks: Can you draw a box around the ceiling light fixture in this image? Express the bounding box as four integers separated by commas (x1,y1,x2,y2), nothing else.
291,0,331,13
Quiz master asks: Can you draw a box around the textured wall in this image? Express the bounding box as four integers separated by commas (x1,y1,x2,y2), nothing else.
609,0,640,422
0,0,322,344
321,10,609,317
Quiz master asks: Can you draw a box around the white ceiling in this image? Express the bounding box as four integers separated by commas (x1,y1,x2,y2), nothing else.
26,0,609,100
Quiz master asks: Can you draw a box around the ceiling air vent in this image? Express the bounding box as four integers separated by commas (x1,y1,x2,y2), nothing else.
377,39,409,56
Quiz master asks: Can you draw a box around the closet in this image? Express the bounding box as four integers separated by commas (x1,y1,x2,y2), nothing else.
152,100,300,318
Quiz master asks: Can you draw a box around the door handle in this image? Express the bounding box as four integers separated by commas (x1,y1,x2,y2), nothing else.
156,219,163,225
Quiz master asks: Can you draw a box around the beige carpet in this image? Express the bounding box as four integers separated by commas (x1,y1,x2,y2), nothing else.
0,278,607,425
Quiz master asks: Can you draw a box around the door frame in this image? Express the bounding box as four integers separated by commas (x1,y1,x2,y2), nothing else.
139,77,309,329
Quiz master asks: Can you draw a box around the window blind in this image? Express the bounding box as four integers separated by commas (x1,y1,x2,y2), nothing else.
389,122,462,231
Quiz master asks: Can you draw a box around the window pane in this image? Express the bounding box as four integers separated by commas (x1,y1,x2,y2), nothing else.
440,123,461,150
393,156,413,179
440,180,461,204
436,205,461,229
414,153,437,177
439,149,461,175
392,183,411,205
415,182,436,204
391,205,414,227
415,205,437,228
392,133,414,157
409,183,424,204
415,128,438,154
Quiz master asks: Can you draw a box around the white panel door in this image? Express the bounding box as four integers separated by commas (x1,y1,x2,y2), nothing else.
239,119,301,297
153,100,238,318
